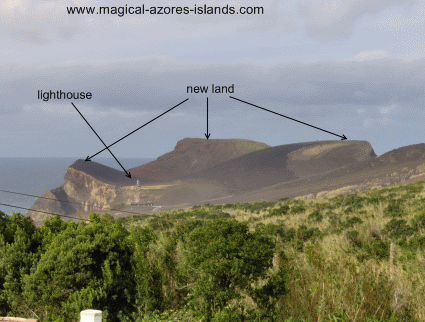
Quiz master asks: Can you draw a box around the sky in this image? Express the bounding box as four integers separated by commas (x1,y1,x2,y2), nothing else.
1,0,425,159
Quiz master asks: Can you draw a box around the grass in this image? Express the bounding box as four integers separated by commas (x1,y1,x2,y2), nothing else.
235,139,270,154
115,180,425,321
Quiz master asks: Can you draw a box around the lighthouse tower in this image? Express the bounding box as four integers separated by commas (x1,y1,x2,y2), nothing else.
134,179,141,205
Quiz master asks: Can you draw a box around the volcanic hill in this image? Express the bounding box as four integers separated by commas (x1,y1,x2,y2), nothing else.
177,140,375,194
129,138,271,182
26,138,425,226
217,143,425,205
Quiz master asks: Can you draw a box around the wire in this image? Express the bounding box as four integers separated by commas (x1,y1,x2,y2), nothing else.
0,202,85,221
0,189,152,217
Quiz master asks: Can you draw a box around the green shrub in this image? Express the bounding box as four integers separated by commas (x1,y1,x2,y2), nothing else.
411,213,425,231
183,219,279,320
242,201,276,212
346,230,362,248
149,217,175,231
381,219,415,239
344,193,365,209
123,309,199,321
365,196,385,206
405,183,423,194
408,235,425,251
22,213,136,322
327,213,344,233
308,210,323,223
265,205,290,218
212,309,243,322
291,205,306,214
342,216,363,228
362,238,390,260
297,225,322,242
384,200,405,217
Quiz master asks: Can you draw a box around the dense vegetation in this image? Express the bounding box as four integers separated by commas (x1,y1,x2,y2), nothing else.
1,181,425,321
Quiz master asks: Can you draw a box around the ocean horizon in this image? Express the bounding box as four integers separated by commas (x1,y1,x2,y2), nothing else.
0,157,154,217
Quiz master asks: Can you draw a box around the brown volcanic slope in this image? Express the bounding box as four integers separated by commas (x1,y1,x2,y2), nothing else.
156,140,375,205
129,138,270,182
217,143,425,204
180,140,374,192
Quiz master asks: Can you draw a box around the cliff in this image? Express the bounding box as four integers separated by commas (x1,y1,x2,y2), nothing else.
26,160,173,226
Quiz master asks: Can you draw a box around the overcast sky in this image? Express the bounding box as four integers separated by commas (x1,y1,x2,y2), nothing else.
1,0,424,159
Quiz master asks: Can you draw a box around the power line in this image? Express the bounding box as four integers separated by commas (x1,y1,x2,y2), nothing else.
0,202,85,221
0,189,152,216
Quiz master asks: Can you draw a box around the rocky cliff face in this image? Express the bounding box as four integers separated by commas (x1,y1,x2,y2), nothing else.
26,160,171,226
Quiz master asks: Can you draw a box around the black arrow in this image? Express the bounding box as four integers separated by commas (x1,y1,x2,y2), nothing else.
86,98,189,160
71,103,132,178
205,97,211,139
229,96,347,140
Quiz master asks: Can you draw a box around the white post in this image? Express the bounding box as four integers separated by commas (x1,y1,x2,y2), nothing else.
80,310,102,322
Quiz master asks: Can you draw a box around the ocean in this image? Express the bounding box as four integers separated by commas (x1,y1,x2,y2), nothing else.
0,157,154,216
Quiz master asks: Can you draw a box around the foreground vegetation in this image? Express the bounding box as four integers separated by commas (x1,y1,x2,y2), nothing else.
1,181,425,321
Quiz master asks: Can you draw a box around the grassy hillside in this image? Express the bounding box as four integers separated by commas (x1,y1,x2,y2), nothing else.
235,138,271,154
2,180,425,321
117,181,425,321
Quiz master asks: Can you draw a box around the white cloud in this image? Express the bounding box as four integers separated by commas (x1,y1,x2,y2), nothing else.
0,0,84,44
398,53,425,61
363,117,396,128
238,0,297,33
346,49,391,62
364,0,422,30
298,0,415,41
377,104,397,115
2,56,425,121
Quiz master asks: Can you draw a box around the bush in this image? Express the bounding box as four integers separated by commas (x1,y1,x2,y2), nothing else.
411,213,425,231
344,193,365,209
408,235,425,252
384,200,405,217
307,210,323,223
342,216,363,229
346,230,362,248
183,219,279,320
297,225,322,242
240,201,276,212
265,205,290,218
291,205,306,214
381,219,415,240
22,213,136,322
212,309,243,322
362,238,390,260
